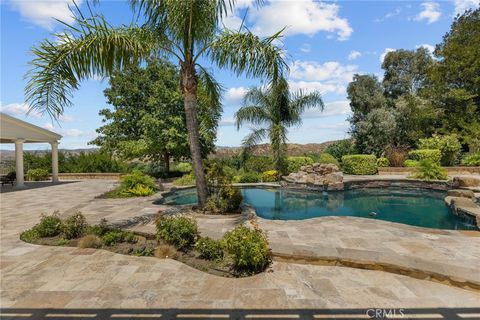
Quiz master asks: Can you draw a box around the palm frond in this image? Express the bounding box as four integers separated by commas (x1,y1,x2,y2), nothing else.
208,28,288,80
25,13,153,119
287,90,324,126
242,127,267,150
196,64,223,107
243,87,270,108
235,105,270,130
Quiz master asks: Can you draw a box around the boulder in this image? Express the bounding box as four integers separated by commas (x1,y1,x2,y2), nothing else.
283,163,343,190
451,176,480,188
447,189,475,199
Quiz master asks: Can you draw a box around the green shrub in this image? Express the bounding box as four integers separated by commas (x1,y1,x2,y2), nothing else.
205,186,243,214
20,228,39,242
195,237,224,261
173,172,196,186
223,226,270,274
126,184,155,196
418,134,461,166
261,170,279,182
377,157,390,167
35,213,63,237
403,159,419,167
120,169,156,190
408,149,441,164
87,219,109,236
156,216,199,250
317,153,340,166
174,162,192,173
27,168,49,181
324,140,355,162
287,156,314,173
236,171,261,183
101,230,125,246
461,153,480,166
412,160,448,180
62,213,87,239
341,155,377,175
243,156,274,173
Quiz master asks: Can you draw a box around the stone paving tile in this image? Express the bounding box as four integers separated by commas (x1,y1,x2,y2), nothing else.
1,180,480,310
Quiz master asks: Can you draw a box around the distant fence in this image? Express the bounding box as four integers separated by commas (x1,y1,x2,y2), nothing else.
378,167,480,175
57,173,125,180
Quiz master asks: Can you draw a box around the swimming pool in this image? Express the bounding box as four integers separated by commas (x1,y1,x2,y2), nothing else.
161,187,477,230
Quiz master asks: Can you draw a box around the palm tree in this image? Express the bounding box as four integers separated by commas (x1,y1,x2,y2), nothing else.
25,0,287,206
235,77,324,175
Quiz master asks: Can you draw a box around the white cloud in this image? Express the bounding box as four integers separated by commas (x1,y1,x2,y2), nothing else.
380,48,396,63
225,87,248,105
453,0,479,15
219,116,236,127
374,7,402,22
42,123,84,137
348,50,361,60
247,0,353,40
10,0,83,30
302,100,351,118
415,2,441,23
0,102,42,118
416,43,435,55
300,43,311,53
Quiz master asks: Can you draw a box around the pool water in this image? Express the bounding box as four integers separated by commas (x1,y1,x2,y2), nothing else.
162,187,477,230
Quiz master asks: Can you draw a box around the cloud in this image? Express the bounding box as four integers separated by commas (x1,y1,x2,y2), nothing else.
300,43,311,53
9,0,83,30
416,43,435,55
219,116,236,127
302,100,351,119
247,0,352,40
42,123,84,137
0,102,42,118
224,87,249,105
374,7,402,22
415,2,441,23
380,48,396,63
348,50,361,60
453,0,479,15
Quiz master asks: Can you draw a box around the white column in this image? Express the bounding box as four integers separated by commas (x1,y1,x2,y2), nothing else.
51,141,59,182
14,139,25,187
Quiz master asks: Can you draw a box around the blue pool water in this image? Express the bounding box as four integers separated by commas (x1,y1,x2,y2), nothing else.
162,187,477,230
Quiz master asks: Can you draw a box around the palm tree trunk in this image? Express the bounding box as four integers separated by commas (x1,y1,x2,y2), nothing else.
180,63,208,206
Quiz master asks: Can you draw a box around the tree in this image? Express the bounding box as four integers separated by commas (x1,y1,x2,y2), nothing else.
382,48,433,100
427,7,480,151
347,74,387,124
25,0,287,206
90,58,221,171
235,77,323,174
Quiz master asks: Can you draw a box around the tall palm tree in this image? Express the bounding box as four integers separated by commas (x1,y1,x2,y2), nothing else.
25,0,287,206
235,77,324,175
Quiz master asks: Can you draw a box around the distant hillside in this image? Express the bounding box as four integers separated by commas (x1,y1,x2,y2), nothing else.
0,148,99,161
211,141,339,158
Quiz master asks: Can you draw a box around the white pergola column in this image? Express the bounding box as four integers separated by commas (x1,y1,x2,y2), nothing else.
51,141,59,182
14,139,25,187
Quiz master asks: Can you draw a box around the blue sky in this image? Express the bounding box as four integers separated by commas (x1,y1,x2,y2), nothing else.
1,0,478,151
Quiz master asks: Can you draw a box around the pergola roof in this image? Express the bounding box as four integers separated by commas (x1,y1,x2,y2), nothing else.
0,112,62,143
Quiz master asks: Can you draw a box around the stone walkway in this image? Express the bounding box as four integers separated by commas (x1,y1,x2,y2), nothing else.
1,180,480,311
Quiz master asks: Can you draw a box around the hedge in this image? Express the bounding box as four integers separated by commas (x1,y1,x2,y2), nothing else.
287,156,314,173
408,149,441,164
341,155,377,175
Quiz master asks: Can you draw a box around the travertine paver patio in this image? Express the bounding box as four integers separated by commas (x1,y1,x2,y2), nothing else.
1,180,479,311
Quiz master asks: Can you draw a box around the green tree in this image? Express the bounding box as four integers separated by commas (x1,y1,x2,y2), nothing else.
91,58,221,171
382,48,433,100
235,77,323,174
427,7,480,150
347,74,387,124
25,0,287,206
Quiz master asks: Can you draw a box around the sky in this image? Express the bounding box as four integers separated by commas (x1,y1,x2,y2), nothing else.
1,0,479,151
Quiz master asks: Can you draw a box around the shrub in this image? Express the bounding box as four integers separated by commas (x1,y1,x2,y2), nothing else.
156,216,199,250
408,149,441,164
261,170,279,182
243,156,274,173
403,159,419,167
461,153,480,166
173,172,195,186
87,219,109,236
205,162,243,214
195,237,224,261
223,226,270,273
418,134,461,166
317,153,340,166
27,168,49,181
384,145,409,167
341,155,377,175
412,160,448,180
78,235,102,248
174,162,193,173
154,244,178,259
235,171,261,183
324,140,355,162
132,247,154,256
127,184,155,196
377,157,390,167
123,232,137,244
101,230,125,246
35,213,63,237
20,228,39,242
120,169,156,190
56,238,70,246
287,157,314,173
62,213,87,239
